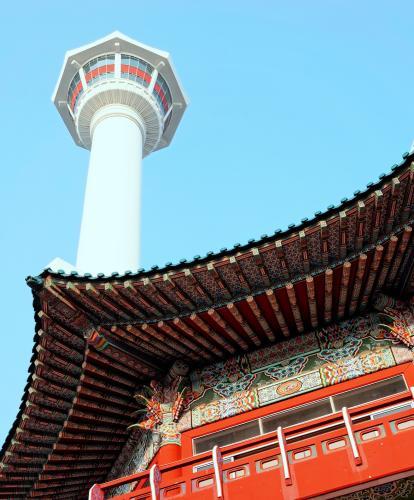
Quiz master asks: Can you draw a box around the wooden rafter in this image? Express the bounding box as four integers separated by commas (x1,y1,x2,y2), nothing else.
360,245,384,309
226,303,261,347
207,309,249,351
246,296,275,342
251,248,271,287
125,324,177,358
229,256,251,292
385,177,401,233
299,231,310,273
142,278,178,314
286,283,304,333
85,283,131,320
402,163,414,222
162,274,195,309
349,253,367,316
64,282,112,322
265,289,290,337
337,261,352,319
123,280,162,317
305,276,318,329
184,268,213,305
275,241,290,280
371,190,384,242
339,211,348,259
189,313,236,355
140,323,195,362
173,317,224,357
158,320,210,361
387,226,412,284
324,269,333,323
110,325,168,360
374,235,398,291
157,320,209,360
207,263,232,297
355,201,366,251
104,283,146,319
320,221,329,266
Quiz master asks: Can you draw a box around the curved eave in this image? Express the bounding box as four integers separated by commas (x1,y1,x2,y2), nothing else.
0,283,170,498
1,228,412,498
2,151,414,497
37,150,414,312
43,151,414,282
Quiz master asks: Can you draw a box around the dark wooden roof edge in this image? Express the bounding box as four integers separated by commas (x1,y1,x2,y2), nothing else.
0,282,161,497
0,289,42,460
2,228,413,495
36,222,414,329
28,150,414,284
0,290,138,498
2,148,414,497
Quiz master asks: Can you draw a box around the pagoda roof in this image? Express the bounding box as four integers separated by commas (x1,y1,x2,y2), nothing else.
2,150,414,498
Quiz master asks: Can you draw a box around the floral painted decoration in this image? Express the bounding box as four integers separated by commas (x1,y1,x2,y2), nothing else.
129,378,188,431
171,387,187,422
378,311,414,350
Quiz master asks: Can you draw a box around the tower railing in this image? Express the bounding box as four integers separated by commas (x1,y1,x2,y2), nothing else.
89,388,414,500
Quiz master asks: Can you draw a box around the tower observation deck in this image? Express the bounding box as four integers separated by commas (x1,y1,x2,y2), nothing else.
53,32,188,275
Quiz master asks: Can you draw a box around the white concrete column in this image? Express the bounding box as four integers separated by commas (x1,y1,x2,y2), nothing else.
76,104,145,275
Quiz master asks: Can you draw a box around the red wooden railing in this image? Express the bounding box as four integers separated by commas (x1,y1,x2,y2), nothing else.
89,389,414,500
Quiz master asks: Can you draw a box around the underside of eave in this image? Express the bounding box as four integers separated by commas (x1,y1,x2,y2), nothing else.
3,151,414,497
0,283,176,499
1,227,413,497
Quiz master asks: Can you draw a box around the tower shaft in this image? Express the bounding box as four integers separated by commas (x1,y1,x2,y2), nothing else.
53,32,187,275
77,105,143,274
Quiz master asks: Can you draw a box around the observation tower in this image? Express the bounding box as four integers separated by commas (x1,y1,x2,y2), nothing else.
53,32,188,275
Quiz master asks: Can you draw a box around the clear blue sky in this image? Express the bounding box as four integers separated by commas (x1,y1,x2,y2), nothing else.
1,1,414,444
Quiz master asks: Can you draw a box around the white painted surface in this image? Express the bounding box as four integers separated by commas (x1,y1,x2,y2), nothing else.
212,445,223,499
53,32,188,152
53,34,188,277
149,464,161,500
76,105,144,275
45,257,76,273
277,426,291,482
74,81,162,155
341,407,361,464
